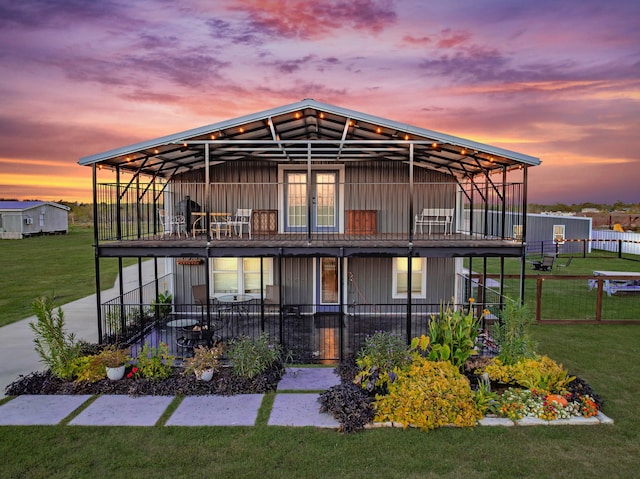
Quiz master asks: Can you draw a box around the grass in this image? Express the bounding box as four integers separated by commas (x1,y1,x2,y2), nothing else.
0,226,134,327
0,324,639,478
470,255,640,320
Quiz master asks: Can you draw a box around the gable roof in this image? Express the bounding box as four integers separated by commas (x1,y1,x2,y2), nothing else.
0,201,70,212
78,98,540,179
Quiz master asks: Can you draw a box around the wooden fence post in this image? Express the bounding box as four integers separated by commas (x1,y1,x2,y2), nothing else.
536,277,543,321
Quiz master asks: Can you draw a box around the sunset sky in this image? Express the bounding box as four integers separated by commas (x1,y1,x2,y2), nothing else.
0,0,638,204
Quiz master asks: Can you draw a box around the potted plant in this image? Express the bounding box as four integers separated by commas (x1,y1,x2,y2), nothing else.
99,346,130,380
182,344,224,381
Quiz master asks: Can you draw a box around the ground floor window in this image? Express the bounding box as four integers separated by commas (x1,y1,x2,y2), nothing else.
211,257,273,296
553,224,565,244
392,257,426,299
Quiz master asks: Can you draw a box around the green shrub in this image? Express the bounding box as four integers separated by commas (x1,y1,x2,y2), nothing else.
374,356,482,431
29,294,81,380
354,331,411,393
427,301,480,369
133,342,174,380
492,301,536,365
227,333,282,379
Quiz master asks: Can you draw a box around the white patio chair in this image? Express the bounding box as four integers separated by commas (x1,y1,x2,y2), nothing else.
228,208,252,239
158,209,185,237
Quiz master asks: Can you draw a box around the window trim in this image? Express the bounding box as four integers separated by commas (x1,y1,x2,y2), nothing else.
553,224,565,244
210,257,273,298
392,257,427,299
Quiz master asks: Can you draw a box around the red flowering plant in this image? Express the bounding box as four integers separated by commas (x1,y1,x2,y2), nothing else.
126,366,140,379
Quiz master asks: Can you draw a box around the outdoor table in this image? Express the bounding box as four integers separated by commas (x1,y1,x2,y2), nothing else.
217,294,253,321
166,318,200,355
590,271,640,296
166,318,198,329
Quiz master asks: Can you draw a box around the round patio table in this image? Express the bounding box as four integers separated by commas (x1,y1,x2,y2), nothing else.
217,294,253,323
166,318,198,328
218,294,253,303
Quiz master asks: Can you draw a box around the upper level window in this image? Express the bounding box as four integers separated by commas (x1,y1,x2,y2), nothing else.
392,257,426,299
211,257,273,296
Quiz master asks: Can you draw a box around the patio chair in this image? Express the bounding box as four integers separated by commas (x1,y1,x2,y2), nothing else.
228,208,252,239
158,209,185,237
531,254,555,272
556,256,573,268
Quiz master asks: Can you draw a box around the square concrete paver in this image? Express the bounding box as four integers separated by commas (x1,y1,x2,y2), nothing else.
269,393,339,428
277,368,340,391
0,395,92,426
69,395,174,426
166,394,263,426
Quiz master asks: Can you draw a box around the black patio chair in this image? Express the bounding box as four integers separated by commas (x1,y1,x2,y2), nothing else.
531,255,555,272
556,256,573,268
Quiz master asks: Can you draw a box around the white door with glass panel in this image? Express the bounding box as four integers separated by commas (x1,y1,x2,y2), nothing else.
285,171,338,232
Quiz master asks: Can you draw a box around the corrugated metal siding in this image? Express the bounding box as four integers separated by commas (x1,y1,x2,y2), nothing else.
173,255,454,306
347,257,454,304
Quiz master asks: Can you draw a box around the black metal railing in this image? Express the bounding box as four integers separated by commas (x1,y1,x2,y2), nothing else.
101,298,502,363
94,180,525,245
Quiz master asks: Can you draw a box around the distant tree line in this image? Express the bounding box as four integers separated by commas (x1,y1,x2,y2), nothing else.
528,201,639,214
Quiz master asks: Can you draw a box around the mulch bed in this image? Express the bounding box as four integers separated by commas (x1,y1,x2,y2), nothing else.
4,365,284,397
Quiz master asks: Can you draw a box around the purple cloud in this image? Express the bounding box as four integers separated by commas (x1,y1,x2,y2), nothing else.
0,0,131,29
228,0,397,40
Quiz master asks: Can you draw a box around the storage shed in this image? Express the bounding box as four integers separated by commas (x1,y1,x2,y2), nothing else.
0,201,70,239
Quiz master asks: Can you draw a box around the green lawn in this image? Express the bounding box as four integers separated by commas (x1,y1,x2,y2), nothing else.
469,255,640,320
0,324,638,478
0,226,133,327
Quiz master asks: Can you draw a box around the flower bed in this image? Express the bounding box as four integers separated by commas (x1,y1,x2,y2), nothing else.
319,300,607,433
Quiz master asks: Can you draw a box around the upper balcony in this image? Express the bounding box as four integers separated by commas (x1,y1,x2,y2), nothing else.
94,178,526,258
82,100,538,258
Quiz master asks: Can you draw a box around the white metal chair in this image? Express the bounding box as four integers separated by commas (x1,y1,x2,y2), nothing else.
228,208,252,239
159,209,185,237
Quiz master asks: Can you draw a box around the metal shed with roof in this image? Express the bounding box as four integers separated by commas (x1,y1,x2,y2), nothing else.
0,201,70,239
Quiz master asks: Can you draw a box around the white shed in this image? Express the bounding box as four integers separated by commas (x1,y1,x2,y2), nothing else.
0,201,70,239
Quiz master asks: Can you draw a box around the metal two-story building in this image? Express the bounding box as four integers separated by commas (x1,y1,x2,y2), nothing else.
79,99,540,362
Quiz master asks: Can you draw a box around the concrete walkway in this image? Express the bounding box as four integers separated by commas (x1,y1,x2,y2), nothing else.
0,367,343,427
0,261,164,398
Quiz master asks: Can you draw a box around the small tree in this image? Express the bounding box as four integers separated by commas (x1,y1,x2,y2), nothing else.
492,301,537,365
29,294,81,380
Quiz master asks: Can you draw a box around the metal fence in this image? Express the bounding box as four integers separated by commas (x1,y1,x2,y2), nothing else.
101,295,500,362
